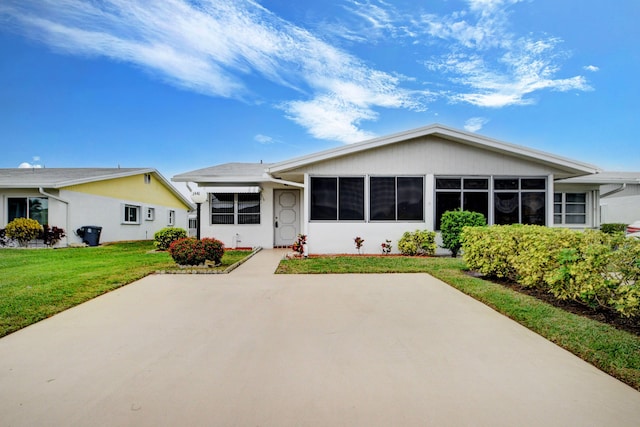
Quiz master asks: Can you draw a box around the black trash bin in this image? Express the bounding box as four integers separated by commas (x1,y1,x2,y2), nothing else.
76,226,102,246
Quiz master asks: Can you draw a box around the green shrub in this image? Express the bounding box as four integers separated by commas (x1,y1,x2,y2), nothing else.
5,218,43,247
601,223,627,235
608,238,640,317
440,209,486,257
544,230,614,307
398,230,436,256
508,226,580,288
154,227,188,251
461,225,519,280
462,224,640,318
168,238,206,266
201,237,225,264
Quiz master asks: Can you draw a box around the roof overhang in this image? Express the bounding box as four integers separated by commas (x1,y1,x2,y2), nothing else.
199,186,261,193
268,124,601,177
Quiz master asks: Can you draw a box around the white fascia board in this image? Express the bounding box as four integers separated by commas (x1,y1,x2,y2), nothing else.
268,124,601,175
55,168,155,188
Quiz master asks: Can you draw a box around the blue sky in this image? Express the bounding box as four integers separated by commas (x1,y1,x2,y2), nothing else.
1,0,638,184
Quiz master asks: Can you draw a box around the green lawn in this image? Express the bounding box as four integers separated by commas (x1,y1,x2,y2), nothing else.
277,255,640,391
0,241,251,338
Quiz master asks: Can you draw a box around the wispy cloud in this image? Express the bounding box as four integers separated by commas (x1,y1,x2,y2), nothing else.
0,0,429,144
254,134,274,144
0,0,592,144
342,0,591,108
584,65,599,72
464,117,489,132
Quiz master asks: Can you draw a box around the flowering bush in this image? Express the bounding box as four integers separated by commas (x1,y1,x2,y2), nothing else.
201,237,225,265
154,227,188,251
5,218,43,247
40,225,66,247
381,239,392,255
0,228,11,247
168,238,207,266
354,236,364,254
291,234,307,256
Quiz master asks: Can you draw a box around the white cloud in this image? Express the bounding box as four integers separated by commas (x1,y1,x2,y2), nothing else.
342,0,591,108
0,0,429,145
584,65,599,72
18,162,42,168
464,117,489,132
0,0,592,143
254,134,274,144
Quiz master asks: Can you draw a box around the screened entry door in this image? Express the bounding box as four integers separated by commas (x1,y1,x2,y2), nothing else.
274,189,300,247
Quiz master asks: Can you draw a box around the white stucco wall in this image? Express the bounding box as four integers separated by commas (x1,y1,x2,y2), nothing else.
600,184,640,225
197,182,299,249
60,190,189,245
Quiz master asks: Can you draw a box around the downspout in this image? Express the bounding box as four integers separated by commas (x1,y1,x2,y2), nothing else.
600,183,626,198
39,187,70,247
267,177,305,188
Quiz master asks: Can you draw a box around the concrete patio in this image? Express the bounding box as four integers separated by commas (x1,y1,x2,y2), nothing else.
1,249,639,426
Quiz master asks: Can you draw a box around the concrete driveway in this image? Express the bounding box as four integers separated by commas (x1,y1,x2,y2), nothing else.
1,250,639,426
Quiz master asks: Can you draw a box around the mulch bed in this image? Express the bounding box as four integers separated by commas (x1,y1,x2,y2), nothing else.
470,272,640,337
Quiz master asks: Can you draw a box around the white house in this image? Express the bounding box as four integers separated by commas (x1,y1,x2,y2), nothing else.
173,124,610,254
558,171,640,225
0,168,193,246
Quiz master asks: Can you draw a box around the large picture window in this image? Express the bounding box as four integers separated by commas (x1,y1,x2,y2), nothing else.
310,177,364,221
494,178,546,225
434,176,547,228
435,178,489,229
211,193,260,225
370,176,423,221
7,197,48,225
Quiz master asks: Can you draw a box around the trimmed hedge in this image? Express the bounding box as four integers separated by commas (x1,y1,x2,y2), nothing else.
461,225,640,317
601,223,627,235
154,227,188,251
397,229,436,256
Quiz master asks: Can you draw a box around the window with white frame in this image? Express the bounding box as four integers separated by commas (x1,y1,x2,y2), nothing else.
122,204,140,224
168,210,176,226
554,193,587,225
144,173,151,184
211,193,260,225
145,207,155,221
7,197,49,225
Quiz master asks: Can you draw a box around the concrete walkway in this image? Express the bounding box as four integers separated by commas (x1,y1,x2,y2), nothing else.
1,250,640,426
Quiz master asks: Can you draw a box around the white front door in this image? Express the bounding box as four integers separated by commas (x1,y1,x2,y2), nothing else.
274,189,300,247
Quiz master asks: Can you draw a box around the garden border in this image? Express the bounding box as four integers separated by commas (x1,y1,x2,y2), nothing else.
155,247,262,274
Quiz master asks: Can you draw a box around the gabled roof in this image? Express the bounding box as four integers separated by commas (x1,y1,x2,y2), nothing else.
268,124,601,176
0,168,193,208
172,162,273,183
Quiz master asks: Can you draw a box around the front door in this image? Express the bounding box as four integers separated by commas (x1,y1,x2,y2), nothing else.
274,189,300,247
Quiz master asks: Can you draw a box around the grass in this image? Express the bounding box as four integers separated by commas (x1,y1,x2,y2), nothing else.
277,255,640,391
0,241,252,338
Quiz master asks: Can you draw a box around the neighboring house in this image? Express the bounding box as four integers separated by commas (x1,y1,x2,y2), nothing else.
173,124,611,254
558,172,640,225
0,168,193,246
